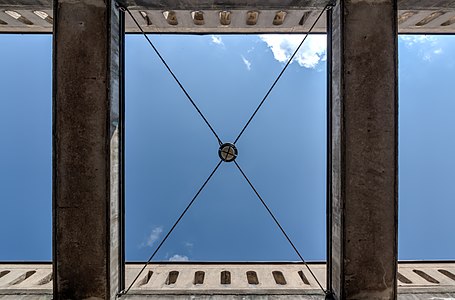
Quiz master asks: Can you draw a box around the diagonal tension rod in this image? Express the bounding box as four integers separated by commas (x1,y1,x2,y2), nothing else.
234,161,326,294
123,7,223,145
119,160,223,296
233,4,330,145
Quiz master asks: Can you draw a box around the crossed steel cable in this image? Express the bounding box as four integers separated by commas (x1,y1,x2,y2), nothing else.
119,4,331,296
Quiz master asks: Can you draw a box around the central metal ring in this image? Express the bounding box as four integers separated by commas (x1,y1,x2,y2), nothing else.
218,143,238,162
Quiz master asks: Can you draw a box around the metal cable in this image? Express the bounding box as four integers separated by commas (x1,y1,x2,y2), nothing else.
234,161,326,293
124,7,223,145
118,2,335,296
118,160,223,296
233,4,330,145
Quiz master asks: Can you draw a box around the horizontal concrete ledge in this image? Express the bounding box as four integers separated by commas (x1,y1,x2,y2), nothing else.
2,0,455,10
0,289,52,295
126,290,325,295
121,296,325,300
1,262,455,298
1,7,455,33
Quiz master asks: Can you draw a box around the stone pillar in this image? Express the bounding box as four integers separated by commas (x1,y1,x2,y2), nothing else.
328,0,398,299
53,0,123,299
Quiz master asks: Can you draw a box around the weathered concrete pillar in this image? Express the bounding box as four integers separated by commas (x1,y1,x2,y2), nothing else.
53,0,123,299
328,0,398,299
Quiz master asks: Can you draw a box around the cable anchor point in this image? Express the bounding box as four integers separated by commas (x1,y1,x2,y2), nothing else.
218,143,238,162
115,0,127,12
324,290,336,300
327,0,337,8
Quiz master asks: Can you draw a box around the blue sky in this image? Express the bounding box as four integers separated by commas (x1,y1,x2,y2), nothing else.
0,33,454,262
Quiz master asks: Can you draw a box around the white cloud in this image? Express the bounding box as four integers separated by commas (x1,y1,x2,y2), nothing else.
241,55,252,70
142,226,163,248
211,35,223,45
400,35,443,61
400,35,436,46
259,34,327,69
434,48,443,55
169,254,189,261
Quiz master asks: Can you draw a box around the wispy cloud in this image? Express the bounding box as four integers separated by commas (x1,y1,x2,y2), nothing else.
241,55,252,70
259,34,326,69
211,35,223,45
400,35,443,61
433,48,443,55
169,254,189,261
140,226,163,248
400,35,436,46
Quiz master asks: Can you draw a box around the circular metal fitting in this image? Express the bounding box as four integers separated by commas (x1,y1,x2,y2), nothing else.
218,143,238,162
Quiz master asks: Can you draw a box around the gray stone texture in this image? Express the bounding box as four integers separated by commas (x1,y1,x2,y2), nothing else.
53,0,121,299
329,0,398,299
2,0,455,9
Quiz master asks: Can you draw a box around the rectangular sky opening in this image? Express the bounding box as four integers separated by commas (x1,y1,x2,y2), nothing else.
1,33,454,263
398,34,455,260
0,34,52,261
125,34,328,262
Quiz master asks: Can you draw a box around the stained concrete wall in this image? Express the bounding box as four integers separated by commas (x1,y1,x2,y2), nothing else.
5,0,455,10
2,263,455,299
2,1,455,33
329,0,398,299
53,0,121,299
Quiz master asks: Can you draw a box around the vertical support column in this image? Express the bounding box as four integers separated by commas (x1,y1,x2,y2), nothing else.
328,0,398,299
53,0,123,299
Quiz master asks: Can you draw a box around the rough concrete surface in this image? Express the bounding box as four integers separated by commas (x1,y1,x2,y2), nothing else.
53,0,121,299
2,0,455,9
1,0,455,33
329,0,398,299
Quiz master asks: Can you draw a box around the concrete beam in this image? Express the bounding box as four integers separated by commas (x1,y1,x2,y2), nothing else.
126,0,455,10
2,0,455,33
328,0,398,299
3,0,455,10
125,0,328,10
2,262,455,298
53,0,123,299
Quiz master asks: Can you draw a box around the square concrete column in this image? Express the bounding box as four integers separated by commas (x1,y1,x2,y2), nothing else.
328,1,398,299
53,0,123,299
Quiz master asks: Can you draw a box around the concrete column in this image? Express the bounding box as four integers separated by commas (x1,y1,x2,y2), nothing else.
53,0,122,299
328,1,398,299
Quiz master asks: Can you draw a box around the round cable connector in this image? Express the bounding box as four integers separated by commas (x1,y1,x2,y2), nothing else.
218,143,238,162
